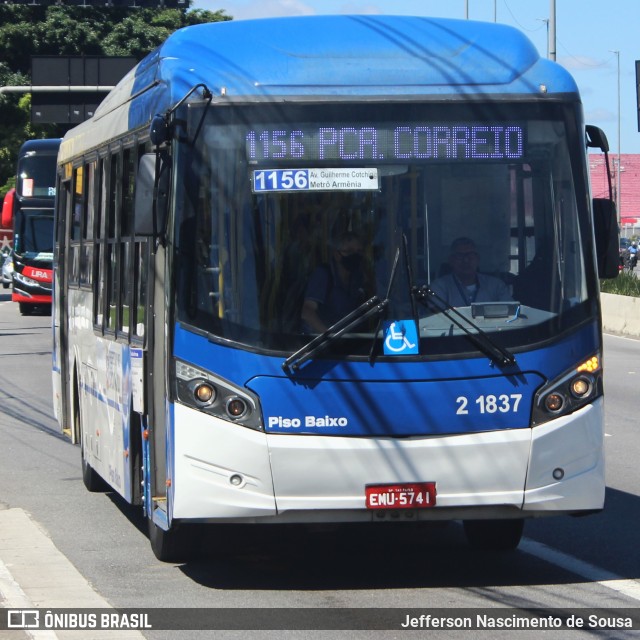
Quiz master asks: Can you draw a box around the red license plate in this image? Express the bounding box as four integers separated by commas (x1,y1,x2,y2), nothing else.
365,482,436,509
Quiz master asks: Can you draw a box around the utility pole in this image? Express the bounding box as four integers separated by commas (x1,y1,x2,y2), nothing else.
611,50,621,217
549,0,556,61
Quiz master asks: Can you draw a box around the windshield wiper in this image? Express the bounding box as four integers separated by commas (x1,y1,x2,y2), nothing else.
413,285,516,367
368,244,401,361
282,296,386,373
368,235,418,362
283,241,515,371
284,244,403,374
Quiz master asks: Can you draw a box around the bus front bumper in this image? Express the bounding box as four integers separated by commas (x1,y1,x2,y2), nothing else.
170,400,604,522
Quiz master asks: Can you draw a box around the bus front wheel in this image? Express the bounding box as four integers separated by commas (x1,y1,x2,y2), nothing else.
462,519,524,551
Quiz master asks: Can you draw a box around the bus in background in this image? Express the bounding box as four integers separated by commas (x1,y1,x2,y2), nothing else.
52,16,618,561
1,138,61,315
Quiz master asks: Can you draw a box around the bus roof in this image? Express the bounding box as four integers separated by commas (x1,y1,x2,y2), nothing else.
19,139,62,156
60,15,579,162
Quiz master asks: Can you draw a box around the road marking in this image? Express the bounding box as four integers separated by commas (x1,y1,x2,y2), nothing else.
520,538,640,602
605,333,640,342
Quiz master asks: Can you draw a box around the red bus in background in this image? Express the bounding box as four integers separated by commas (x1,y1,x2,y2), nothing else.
1,139,61,314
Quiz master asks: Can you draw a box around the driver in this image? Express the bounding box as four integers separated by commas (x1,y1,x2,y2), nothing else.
301,231,368,333
429,237,512,306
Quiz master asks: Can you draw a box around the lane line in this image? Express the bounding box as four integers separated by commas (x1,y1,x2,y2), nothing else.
520,538,640,602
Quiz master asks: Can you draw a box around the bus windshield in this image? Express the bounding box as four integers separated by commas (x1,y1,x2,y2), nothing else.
17,155,57,199
16,210,54,255
175,101,597,357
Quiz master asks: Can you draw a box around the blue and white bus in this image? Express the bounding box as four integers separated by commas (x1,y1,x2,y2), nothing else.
52,15,619,561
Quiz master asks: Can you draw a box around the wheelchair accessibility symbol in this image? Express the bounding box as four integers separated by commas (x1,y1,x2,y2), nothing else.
383,320,419,355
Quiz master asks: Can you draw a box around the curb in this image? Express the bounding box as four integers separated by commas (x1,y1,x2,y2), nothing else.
0,508,145,640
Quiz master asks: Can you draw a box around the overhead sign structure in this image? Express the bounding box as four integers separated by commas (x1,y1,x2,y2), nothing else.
31,56,137,124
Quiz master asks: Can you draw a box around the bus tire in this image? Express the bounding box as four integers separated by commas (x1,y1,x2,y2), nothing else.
81,444,108,493
19,303,32,316
462,519,524,551
75,384,109,493
148,518,201,563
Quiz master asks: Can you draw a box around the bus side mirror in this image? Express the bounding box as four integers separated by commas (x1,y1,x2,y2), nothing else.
586,125,609,152
150,114,171,147
134,153,170,238
593,198,619,279
1,188,15,228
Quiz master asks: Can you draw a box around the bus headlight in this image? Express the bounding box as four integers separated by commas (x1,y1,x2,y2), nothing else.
175,360,263,431
570,376,593,398
193,381,216,405
532,354,602,427
13,271,38,287
544,392,565,413
226,397,248,419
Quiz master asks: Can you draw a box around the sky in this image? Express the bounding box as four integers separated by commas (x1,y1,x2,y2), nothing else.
193,0,640,154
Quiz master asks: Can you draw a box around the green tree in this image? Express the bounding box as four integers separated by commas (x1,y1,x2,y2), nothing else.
0,4,230,196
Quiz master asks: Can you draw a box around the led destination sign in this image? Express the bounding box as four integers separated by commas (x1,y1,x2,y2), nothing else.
246,123,525,163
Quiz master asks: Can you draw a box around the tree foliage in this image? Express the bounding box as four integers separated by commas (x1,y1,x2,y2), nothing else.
0,3,230,196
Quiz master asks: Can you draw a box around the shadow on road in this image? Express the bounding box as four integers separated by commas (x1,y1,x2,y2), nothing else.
109,486,638,592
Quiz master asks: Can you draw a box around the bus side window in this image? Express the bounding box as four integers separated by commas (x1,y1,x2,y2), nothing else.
93,157,107,328
105,152,120,334
80,162,96,288
119,147,135,337
133,143,150,340
69,166,84,286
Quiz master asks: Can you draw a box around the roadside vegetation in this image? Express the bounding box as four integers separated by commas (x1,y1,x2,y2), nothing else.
0,3,230,197
600,270,640,297
601,235,640,296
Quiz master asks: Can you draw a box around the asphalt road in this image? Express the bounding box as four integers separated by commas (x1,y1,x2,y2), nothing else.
0,295,639,639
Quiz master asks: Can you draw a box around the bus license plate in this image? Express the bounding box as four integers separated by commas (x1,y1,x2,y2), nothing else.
365,482,436,509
